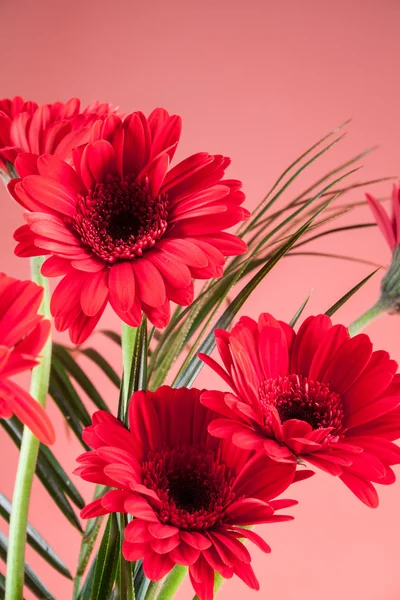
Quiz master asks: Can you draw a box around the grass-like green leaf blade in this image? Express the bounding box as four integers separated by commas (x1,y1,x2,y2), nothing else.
52,344,109,412
91,515,120,600
0,532,56,599
79,348,121,388
325,269,380,317
0,418,83,532
0,493,72,580
77,555,97,600
100,330,122,345
174,200,332,388
289,294,312,327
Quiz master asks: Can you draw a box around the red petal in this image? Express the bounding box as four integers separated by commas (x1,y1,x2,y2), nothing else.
80,269,109,316
1,380,55,445
109,262,136,312
132,259,166,307
366,192,396,250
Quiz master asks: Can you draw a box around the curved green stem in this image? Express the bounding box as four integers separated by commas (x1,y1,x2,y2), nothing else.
155,566,187,600
144,579,162,600
348,300,389,337
5,257,52,600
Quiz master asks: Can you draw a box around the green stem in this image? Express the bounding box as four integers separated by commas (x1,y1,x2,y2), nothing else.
145,579,162,600
155,566,187,600
115,324,139,599
348,300,389,337
5,257,52,600
121,322,137,417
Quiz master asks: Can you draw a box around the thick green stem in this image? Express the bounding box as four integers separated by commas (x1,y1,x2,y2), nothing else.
348,300,389,337
121,322,137,417
155,566,187,600
116,323,144,599
5,257,52,600
145,579,162,600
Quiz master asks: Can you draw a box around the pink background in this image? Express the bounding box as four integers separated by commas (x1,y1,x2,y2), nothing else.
1,1,400,598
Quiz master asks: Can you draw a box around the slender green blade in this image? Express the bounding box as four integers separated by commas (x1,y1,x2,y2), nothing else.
241,120,351,235
92,515,120,600
293,222,376,250
0,418,83,532
100,330,122,345
325,269,380,317
0,532,56,600
52,344,109,411
0,493,72,580
48,377,86,448
289,294,312,327
0,570,5,596
174,200,332,388
74,485,106,599
79,348,121,388
52,357,91,425
77,555,97,600
38,441,85,509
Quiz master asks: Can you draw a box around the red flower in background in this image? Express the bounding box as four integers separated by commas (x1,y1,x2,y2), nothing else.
0,96,114,175
10,110,248,343
200,313,400,508
366,184,400,251
0,273,54,444
75,386,301,600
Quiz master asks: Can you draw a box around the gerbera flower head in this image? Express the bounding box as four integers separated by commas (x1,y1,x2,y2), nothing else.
10,109,249,343
75,386,300,600
366,185,400,312
200,313,400,508
0,96,114,177
0,272,54,444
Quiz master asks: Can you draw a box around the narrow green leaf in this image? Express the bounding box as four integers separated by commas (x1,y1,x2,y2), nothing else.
53,344,109,412
174,199,332,388
0,493,72,580
134,562,149,600
0,532,56,600
325,269,380,317
52,356,92,425
0,570,5,596
289,294,312,327
77,555,97,600
38,440,85,509
48,377,86,447
288,250,382,268
245,134,347,239
79,348,121,388
74,485,106,599
100,330,122,345
117,515,135,600
240,120,350,235
174,179,339,371
92,515,120,600
0,418,83,532
126,317,148,399
293,222,376,250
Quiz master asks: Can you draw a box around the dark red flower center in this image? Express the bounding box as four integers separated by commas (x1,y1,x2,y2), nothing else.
142,445,236,531
74,178,168,263
259,374,344,433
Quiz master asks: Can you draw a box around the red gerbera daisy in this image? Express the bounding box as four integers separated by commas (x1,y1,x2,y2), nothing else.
0,96,114,176
200,313,400,508
0,272,54,444
9,110,248,343
75,386,300,600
